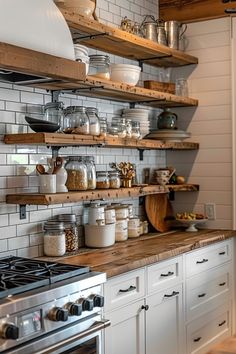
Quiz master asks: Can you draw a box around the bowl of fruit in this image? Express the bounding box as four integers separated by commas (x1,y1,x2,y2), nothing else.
175,212,208,232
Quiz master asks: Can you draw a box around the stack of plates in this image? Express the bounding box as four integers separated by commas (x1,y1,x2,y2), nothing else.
122,108,150,137
145,129,191,141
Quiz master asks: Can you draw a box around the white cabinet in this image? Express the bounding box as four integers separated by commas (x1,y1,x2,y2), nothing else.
103,239,234,354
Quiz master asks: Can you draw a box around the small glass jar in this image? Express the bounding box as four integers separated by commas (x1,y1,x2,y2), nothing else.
109,171,121,189
126,119,132,138
44,221,66,256
63,106,89,135
86,107,100,136
96,171,110,189
131,121,141,139
44,101,64,130
84,156,96,190
65,156,88,191
110,117,127,138
57,214,79,252
88,55,110,80
99,117,108,137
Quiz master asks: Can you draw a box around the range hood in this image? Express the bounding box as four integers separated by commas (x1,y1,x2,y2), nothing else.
0,0,75,84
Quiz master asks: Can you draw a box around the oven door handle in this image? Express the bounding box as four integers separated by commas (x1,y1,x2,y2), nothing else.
37,319,111,354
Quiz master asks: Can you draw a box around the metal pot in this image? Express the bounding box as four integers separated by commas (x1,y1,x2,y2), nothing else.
140,15,158,42
164,21,187,50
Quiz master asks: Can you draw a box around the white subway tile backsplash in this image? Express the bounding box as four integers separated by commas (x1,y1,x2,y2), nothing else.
0,240,7,252
0,226,16,240
20,91,44,105
17,222,43,236
0,87,20,101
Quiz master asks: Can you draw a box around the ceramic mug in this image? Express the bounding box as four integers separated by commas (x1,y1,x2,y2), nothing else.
39,174,56,193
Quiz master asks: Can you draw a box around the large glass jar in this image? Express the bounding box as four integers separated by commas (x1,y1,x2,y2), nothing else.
88,55,110,79
43,221,66,256
63,106,89,135
65,156,88,191
57,214,79,252
96,171,110,189
44,101,64,131
84,156,96,190
86,107,100,136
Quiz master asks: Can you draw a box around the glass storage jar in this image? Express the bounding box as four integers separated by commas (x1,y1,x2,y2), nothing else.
63,106,89,135
86,107,100,136
43,221,66,257
99,117,108,137
110,117,127,138
44,101,65,130
57,214,79,252
84,156,96,190
65,156,88,191
96,171,110,189
88,55,110,79
109,171,121,189
131,121,141,139
126,119,132,138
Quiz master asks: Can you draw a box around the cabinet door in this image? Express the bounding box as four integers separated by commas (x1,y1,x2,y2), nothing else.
104,300,145,354
146,284,184,354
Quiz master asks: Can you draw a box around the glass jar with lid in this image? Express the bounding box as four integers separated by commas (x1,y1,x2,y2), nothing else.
86,107,100,136
43,221,66,256
84,156,96,190
57,214,79,252
44,101,65,131
109,171,121,189
131,121,141,139
88,55,110,80
99,117,108,137
126,119,132,138
96,171,110,189
65,156,88,191
63,106,89,135
110,117,127,138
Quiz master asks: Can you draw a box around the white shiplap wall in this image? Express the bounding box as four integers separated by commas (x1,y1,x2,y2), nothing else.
0,0,163,258
167,18,232,229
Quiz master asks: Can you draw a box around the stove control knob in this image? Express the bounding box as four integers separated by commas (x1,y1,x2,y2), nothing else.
66,302,82,316
77,297,94,312
0,323,19,340
93,295,105,308
48,307,69,322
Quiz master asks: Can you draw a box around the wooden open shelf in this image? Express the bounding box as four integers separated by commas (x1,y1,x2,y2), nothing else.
6,185,166,206
4,133,199,150
60,9,198,68
167,184,199,192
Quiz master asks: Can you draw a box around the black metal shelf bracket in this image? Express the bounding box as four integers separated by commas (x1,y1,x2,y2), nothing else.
73,32,108,41
138,148,145,161
20,205,26,220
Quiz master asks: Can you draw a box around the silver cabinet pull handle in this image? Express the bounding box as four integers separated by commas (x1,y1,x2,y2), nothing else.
119,285,136,293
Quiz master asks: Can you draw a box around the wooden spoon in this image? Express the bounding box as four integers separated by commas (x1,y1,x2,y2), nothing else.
36,164,47,175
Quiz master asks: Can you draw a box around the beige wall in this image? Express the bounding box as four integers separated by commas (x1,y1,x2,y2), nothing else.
167,18,232,229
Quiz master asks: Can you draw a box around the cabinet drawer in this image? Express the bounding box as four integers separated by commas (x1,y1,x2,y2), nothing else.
185,240,232,278
186,264,232,321
187,303,231,354
147,256,183,294
104,268,145,312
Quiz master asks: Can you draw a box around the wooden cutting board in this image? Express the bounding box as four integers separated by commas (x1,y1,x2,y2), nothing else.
145,193,173,232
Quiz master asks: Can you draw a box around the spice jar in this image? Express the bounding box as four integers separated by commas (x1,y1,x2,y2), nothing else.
88,55,110,79
84,156,96,190
65,156,88,191
43,221,66,257
86,107,100,136
44,101,65,131
109,171,121,189
57,214,79,252
63,106,89,135
96,171,110,189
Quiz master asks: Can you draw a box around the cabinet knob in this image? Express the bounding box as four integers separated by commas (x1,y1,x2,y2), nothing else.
141,305,149,311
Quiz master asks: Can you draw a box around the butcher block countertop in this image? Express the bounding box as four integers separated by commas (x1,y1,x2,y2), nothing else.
59,229,236,278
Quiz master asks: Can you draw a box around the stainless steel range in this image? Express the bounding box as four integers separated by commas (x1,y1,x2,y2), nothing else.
0,256,110,354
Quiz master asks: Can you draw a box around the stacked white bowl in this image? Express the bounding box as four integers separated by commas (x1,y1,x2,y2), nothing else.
74,44,90,75
110,64,141,86
122,108,150,137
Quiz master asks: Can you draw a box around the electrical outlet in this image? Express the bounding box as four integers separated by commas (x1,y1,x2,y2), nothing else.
204,203,216,220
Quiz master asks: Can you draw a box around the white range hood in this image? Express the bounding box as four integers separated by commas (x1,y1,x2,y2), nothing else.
0,0,75,60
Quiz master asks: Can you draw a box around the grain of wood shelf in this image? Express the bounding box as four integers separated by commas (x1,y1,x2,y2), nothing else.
167,184,199,192
4,133,199,150
6,185,166,206
59,9,198,67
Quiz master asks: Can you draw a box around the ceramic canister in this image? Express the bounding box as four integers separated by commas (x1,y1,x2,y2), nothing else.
88,204,105,225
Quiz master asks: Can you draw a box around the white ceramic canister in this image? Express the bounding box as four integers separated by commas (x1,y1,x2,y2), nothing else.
126,204,134,218
128,217,140,238
84,223,115,248
105,207,116,224
115,205,129,220
115,218,128,242
88,203,105,225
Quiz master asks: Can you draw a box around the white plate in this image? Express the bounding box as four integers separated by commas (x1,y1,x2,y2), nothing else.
145,130,191,141
175,218,208,232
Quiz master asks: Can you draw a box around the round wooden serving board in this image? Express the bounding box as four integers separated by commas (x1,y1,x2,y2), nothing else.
145,193,173,232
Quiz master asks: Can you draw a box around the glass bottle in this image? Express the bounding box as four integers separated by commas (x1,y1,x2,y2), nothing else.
43,221,66,256
86,107,101,136
65,156,88,191
88,55,110,80
84,156,96,190
57,214,79,252
44,101,64,131
96,171,110,189
63,106,89,135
